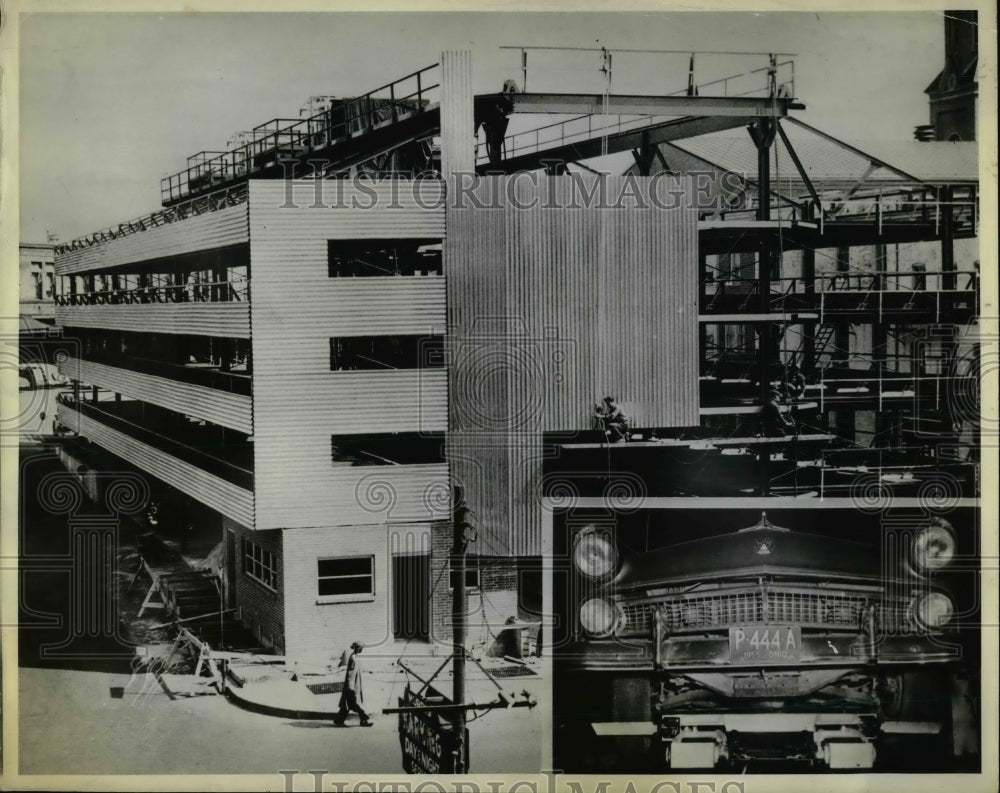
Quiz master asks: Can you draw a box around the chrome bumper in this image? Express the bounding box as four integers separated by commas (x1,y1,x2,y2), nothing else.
560,631,961,672
592,712,942,769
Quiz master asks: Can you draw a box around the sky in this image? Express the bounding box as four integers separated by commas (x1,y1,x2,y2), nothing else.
17,11,952,243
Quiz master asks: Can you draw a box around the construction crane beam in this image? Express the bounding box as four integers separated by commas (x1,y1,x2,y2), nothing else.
498,93,803,117
477,115,751,175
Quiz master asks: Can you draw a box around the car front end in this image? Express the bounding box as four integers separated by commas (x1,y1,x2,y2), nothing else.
554,511,973,771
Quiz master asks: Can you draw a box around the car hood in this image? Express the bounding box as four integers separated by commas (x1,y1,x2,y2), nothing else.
615,515,880,590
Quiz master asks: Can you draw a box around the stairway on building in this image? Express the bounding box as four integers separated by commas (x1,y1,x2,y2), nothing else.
131,531,265,654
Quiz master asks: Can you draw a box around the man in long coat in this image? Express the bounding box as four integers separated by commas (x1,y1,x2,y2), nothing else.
333,641,372,727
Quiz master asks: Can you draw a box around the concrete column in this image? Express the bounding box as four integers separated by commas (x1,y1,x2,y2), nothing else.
802,233,817,374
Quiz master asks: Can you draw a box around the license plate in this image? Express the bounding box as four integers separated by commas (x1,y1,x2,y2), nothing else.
733,675,800,696
729,626,801,663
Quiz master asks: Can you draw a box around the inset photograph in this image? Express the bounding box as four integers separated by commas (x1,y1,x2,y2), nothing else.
550,503,981,773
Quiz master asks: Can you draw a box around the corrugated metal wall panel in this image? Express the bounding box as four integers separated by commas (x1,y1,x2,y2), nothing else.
447,434,511,553
61,357,252,434
248,449,448,527
252,370,446,432
248,180,448,531
446,174,700,556
250,279,446,374
445,178,507,433
247,181,445,238
57,402,253,526
503,174,700,429
440,50,474,178
55,204,250,275
446,433,548,557
56,401,80,434
55,302,251,338
444,176,513,553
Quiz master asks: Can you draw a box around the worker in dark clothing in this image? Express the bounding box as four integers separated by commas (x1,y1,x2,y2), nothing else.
333,641,372,727
783,364,806,401
595,396,631,443
762,387,795,437
479,79,518,168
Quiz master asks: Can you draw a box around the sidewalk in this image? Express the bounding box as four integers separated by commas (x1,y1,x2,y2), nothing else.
225,650,544,722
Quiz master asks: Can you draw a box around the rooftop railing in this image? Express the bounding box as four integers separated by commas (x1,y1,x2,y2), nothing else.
486,54,795,165
57,64,441,254
160,64,440,205
55,183,248,255
55,279,249,306
481,113,674,164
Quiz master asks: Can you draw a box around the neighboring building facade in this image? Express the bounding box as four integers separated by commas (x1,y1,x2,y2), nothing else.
922,9,978,141
19,242,59,322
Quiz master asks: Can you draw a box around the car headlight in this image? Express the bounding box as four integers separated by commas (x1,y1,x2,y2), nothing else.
912,520,956,572
913,591,955,630
579,598,621,637
573,528,618,578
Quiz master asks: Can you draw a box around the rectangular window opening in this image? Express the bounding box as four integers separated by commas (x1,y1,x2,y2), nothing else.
449,566,481,591
331,433,445,466
318,555,375,599
330,335,444,371
328,239,442,278
243,538,278,591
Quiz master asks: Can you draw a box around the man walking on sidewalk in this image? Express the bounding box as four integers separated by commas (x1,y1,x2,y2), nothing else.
333,641,372,727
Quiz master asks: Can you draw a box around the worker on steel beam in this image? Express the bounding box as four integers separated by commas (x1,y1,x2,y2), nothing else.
595,396,631,443
479,79,518,169
783,363,806,402
762,387,795,437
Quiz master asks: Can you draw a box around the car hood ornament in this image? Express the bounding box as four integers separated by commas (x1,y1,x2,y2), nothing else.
739,511,791,534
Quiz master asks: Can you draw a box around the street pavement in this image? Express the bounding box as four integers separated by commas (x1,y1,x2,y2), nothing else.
17,663,547,775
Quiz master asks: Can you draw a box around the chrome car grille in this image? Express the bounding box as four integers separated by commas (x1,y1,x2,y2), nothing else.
618,583,898,635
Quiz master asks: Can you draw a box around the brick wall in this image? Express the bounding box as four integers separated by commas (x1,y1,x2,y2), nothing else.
429,520,523,648
430,519,453,645
225,518,285,655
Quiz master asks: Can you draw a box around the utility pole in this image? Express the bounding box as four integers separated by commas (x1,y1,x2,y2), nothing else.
750,111,777,495
387,486,532,772
452,485,469,773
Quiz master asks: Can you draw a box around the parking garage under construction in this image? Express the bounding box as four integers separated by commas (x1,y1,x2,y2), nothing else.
46,46,980,681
